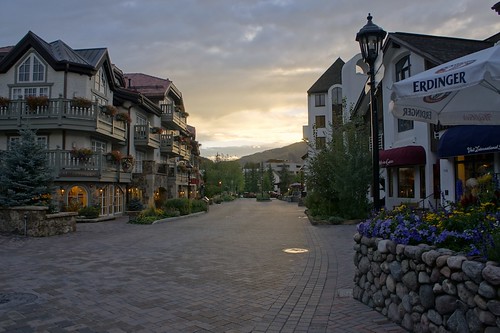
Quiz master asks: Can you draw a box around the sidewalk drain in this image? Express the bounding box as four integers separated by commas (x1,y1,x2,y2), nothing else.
283,248,309,254
0,292,38,308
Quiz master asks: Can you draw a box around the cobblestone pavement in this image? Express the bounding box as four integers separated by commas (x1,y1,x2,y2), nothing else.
0,199,407,333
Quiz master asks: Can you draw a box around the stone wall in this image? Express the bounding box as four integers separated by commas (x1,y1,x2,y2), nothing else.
0,206,77,237
353,233,500,332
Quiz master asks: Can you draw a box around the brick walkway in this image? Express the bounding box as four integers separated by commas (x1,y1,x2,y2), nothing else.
0,199,406,332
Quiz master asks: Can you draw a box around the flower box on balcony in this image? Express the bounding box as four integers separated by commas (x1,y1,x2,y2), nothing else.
115,112,131,123
150,127,163,134
106,150,123,163
101,105,118,116
70,148,93,161
26,96,49,111
0,97,10,107
71,97,93,109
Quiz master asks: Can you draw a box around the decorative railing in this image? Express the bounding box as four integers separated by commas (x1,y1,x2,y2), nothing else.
44,150,131,178
160,103,187,132
0,99,126,140
133,125,160,148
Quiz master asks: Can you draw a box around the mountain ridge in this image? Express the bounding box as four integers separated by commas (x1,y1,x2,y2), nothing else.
236,141,308,166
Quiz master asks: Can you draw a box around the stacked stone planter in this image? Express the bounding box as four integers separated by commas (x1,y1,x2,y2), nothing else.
0,206,77,236
353,233,500,332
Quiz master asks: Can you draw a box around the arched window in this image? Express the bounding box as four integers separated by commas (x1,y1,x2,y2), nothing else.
67,186,88,211
18,54,45,82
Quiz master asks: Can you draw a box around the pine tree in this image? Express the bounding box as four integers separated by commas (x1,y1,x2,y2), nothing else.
0,128,55,207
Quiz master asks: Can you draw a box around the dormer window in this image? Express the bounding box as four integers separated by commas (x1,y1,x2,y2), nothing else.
18,54,45,82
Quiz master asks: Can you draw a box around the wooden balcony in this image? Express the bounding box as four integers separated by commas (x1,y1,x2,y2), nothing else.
0,99,126,142
160,104,187,133
160,134,182,157
134,125,160,149
46,150,132,183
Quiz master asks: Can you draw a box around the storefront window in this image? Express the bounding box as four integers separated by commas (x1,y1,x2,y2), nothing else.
398,167,415,198
454,154,494,202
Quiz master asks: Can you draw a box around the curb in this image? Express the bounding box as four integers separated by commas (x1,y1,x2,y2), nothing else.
152,211,206,225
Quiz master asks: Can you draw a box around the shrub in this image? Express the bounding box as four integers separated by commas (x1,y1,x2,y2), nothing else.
129,215,158,225
256,193,270,201
164,198,190,215
127,197,144,211
190,199,208,213
328,216,344,225
78,206,100,218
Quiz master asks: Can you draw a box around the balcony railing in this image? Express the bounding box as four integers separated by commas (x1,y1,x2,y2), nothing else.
0,99,126,141
160,103,187,132
160,133,182,156
44,150,132,183
134,125,160,148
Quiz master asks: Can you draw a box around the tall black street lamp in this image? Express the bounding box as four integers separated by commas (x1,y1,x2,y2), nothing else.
356,13,386,211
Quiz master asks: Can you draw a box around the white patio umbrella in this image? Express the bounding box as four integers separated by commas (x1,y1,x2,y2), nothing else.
390,45,500,125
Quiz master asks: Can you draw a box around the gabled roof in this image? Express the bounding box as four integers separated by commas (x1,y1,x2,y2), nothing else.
124,73,172,97
0,31,113,82
384,32,494,66
124,72,184,106
307,57,344,94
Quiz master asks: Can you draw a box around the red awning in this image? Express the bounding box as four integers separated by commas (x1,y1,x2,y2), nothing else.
379,146,426,167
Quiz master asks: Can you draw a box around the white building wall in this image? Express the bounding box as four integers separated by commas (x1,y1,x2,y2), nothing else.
381,47,438,209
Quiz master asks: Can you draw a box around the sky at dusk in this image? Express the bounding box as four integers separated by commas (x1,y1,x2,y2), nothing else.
1,1,499,159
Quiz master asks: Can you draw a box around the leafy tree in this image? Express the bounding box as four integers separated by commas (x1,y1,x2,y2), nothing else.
305,109,371,219
201,157,244,197
0,128,55,207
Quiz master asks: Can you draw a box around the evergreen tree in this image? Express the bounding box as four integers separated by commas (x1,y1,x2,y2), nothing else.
278,164,292,194
0,128,55,207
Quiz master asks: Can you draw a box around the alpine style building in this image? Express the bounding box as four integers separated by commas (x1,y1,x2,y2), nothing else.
0,31,201,217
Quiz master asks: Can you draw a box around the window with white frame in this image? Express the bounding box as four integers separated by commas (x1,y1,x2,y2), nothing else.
315,94,325,107
18,54,46,83
93,67,107,95
11,87,49,99
136,114,148,126
395,56,414,132
91,140,107,153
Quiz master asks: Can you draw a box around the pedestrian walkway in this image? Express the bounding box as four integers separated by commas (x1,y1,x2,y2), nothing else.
0,199,406,332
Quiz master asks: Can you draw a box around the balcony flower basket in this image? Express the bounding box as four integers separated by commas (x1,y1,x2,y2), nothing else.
71,97,93,109
101,105,118,116
121,155,134,172
115,112,131,123
107,150,123,163
26,95,49,111
70,147,93,161
0,97,10,107
150,127,163,134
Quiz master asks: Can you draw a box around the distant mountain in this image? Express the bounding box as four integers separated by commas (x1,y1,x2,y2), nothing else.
236,142,308,166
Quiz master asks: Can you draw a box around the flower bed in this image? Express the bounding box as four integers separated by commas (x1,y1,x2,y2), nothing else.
357,204,500,261
354,203,500,332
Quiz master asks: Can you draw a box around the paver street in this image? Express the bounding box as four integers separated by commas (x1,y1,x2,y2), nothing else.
0,199,406,333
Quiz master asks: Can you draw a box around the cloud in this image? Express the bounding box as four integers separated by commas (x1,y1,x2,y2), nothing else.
0,0,498,159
